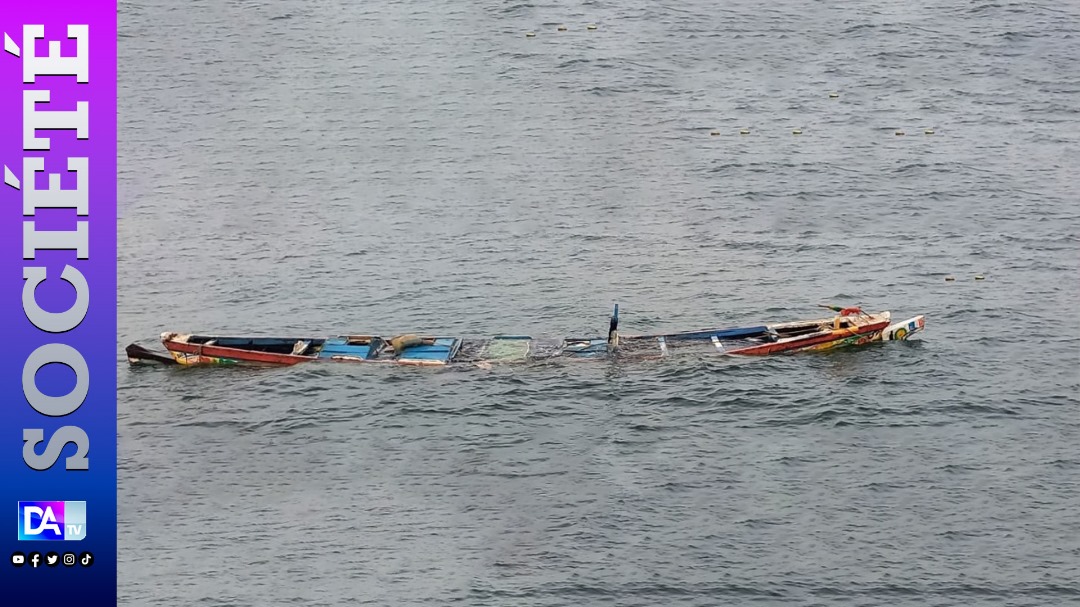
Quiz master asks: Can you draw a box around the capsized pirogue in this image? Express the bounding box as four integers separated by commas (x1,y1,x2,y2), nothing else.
125,304,925,368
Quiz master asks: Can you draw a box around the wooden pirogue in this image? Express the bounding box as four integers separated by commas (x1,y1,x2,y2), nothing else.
125,304,925,368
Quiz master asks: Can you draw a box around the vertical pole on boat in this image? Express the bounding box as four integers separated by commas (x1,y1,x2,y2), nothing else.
607,303,619,351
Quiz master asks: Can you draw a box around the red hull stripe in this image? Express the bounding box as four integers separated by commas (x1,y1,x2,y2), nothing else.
726,320,889,356
163,341,314,365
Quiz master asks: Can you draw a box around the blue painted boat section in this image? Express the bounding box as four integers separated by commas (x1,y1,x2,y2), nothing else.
399,338,460,362
657,326,770,341
318,337,374,359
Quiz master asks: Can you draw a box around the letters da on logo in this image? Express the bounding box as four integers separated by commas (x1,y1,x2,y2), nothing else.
18,24,92,473
22,503,63,539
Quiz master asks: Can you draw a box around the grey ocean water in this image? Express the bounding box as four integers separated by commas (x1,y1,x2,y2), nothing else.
118,1,1080,605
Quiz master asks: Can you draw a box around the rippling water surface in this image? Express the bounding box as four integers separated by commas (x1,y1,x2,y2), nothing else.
118,0,1080,604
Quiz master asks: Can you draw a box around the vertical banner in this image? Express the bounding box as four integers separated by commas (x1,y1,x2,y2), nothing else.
1,1,116,604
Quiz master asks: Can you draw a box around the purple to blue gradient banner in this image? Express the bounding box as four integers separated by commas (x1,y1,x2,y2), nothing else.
1,2,116,604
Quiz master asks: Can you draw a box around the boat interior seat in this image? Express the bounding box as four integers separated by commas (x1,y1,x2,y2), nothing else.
317,336,384,360
395,337,460,362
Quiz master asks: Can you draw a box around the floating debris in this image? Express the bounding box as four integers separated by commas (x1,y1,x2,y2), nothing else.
792,128,803,135
587,24,597,30
925,128,935,135
974,275,985,280
828,92,839,98
945,275,956,281
739,128,750,135
895,130,905,136
525,32,536,37
710,129,721,136
557,25,567,31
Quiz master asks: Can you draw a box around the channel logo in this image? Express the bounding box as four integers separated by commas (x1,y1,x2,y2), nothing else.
17,501,86,541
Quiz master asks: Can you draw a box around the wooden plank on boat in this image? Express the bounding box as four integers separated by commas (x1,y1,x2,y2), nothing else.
657,336,667,355
396,337,461,364
711,335,724,351
631,325,770,342
318,336,381,360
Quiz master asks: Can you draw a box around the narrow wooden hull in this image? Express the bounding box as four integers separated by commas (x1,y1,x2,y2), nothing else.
724,318,890,356
160,333,320,366
133,308,925,368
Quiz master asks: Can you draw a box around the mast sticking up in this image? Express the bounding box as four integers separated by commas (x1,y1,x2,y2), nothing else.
607,303,619,351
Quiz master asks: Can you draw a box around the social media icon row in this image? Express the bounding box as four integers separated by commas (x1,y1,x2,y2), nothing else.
11,551,92,568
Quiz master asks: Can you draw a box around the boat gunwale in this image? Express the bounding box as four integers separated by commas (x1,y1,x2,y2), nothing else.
146,310,915,366
723,318,891,355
